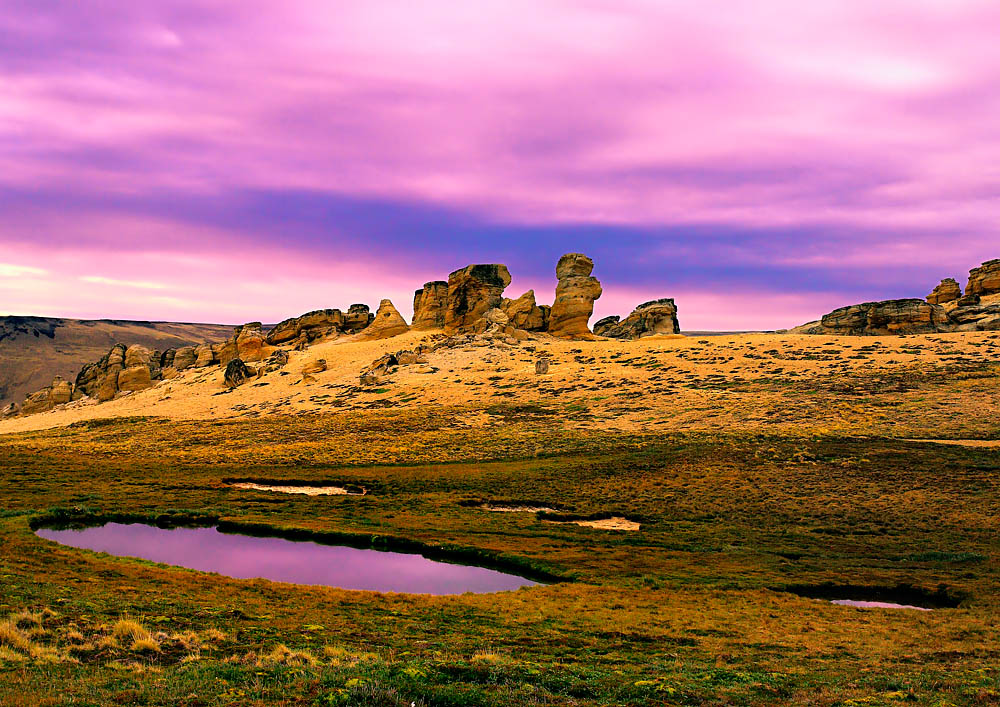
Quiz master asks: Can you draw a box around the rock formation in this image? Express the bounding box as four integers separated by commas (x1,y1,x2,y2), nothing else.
594,299,680,339
20,375,76,415
73,343,162,401
1,402,17,418
444,264,512,335
927,278,961,305
797,259,1000,335
194,343,216,368
344,304,374,332
266,306,372,347
966,259,1000,298
412,281,449,329
224,359,253,388
358,299,409,340
502,290,549,331
172,346,196,371
797,299,954,336
548,253,602,339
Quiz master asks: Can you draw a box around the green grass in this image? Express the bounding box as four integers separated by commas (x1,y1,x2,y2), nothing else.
0,413,998,705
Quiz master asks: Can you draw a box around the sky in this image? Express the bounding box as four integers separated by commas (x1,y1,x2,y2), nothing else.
1,0,998,330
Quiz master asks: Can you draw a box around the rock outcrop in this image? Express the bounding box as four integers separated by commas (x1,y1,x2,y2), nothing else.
412,281,449,330
927,278,961,305
75,343,161,401
1,402,17,418
358,299,409,340
548,253,602,339
966,260,1000,298
20,375,76,415
594,299,680,339
344,304,375,332
265,306,373,347
444,264,512,334
194,343,216,368
797,259,1000,335
502,290,549,331
172,346,197,371
798,299,954,336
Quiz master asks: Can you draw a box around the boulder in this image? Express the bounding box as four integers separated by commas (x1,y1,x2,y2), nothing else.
444,264,512,334
360,352,398,385
966,259,1000,298
49,376,73,405
548,253,602,339
502,290,549,331
302,359,328,375
483,307,510,334
358,299,409,340
173,346,196,371
595,299,680,339
799,299,953,335
234,322,266,362
1,402,17,419
117,365,153,392
927,278,961,305
412,281,449,329
124,344,155,369
20,388,53,415
194,343,216,367
259,348,289,375
224,358,253,388
535,359,550,375
161,348,177,369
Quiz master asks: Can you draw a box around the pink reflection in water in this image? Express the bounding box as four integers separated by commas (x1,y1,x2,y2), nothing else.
37,523,540,595
830,599,931,611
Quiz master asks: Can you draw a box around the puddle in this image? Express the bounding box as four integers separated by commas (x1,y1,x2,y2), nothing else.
36,523,541,595
231,482,365,496
830,600,930,611
545,516,641,531
779,583,961,610
482,505,558,513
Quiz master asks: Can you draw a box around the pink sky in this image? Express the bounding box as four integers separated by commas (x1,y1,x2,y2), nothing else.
1,1,998,329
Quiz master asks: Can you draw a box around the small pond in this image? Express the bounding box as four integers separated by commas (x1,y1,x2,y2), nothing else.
780,583,961,611
36,523,541,595
830,599,930,611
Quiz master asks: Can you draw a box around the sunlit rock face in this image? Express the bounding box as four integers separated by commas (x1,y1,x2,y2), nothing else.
548,253,602,339
443,264,512,335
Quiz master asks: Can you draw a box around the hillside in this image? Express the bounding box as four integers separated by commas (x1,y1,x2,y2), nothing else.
3,327,998,442
0,316,234,408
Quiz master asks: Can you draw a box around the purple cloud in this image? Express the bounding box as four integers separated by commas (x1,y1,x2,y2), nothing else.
1,1,998,328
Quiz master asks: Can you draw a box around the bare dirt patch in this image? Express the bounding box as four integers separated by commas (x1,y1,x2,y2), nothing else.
545,516,640,531
231,482,364,496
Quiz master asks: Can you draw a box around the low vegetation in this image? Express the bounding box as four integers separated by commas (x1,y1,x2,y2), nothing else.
1,402,998,705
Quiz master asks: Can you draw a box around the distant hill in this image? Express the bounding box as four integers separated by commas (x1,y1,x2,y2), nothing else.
0,316,235,407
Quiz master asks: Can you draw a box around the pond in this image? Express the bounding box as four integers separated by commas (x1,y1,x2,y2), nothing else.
36,523,542,595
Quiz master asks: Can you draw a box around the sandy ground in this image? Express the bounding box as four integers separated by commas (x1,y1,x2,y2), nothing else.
230,483,358,496
545,517,641,531
2,327,999,437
